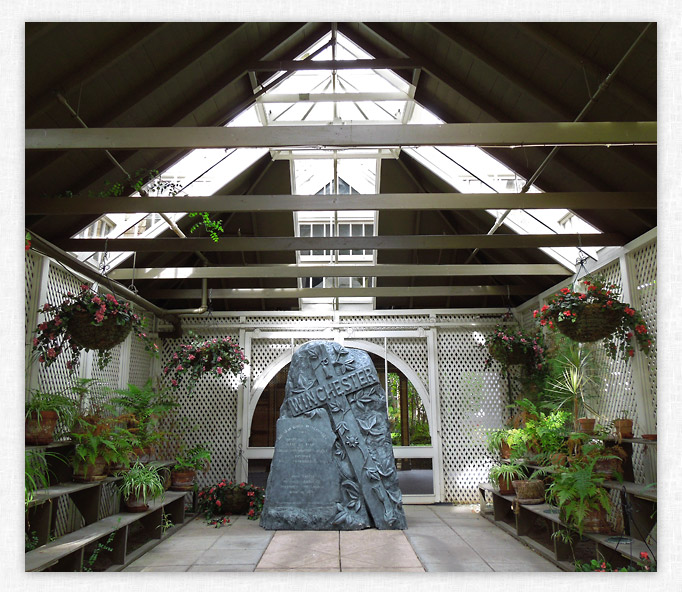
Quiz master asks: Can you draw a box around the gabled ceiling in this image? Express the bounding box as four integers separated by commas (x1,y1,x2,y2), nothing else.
24,22,657,313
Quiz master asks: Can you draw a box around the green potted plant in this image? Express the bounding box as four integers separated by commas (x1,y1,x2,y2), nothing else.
32,284,159,373
534,277,652,359
107,380,178,462
25,389,78,445
70,417,124,482
485,427,512,460
545,455,614,535
489,460,527,495
170,444,211,491
163,332,248,393
119,462,165,512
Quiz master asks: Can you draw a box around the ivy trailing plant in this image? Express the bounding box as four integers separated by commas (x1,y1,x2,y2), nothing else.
188,211,224,242
51,168,225,241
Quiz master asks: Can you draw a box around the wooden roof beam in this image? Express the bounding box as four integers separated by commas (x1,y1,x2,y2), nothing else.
26,122,656,150
57,233,627,253
28,191,655,215
108,263,571,281
143,285,543,299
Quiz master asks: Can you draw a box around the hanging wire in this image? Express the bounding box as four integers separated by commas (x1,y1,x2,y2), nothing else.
127,251,139,294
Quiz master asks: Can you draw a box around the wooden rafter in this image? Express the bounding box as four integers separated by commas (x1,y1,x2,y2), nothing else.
27,192,655,215
26,122,657,150
59,233,627,253
107,263,570,281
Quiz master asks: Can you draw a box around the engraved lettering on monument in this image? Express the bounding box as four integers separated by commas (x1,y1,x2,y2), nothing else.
260,341,407,530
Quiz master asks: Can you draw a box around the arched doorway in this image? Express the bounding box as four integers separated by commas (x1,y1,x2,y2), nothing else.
244,345,438,501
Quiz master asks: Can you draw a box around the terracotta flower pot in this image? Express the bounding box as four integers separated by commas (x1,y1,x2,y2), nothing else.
124,494,149,513
25,410,59,445
170,469,196,491
73,456,108,482
498,476,516,495
581,506,609,534
613,418,634,439
500,441,511,460
577,418,595,434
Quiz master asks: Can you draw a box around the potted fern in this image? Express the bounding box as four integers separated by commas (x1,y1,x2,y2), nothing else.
119,462,165,512
170,444,211,491
545,455,614,535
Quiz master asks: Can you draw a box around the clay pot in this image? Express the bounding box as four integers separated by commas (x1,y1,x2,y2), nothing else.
73,456,108,482
498,475,516,495
577,418,595,434
594,457,623,480
581,506,609,534
613,418,634,439
124,494,149,513
500,441,511,460
549,452,568,467
512,479,545,504
170,469,196,491
25,410,59,445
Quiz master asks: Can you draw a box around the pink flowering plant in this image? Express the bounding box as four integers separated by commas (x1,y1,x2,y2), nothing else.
197,480,265,527
483,321,546,374
533,277,652,360
32,284,158,372
163,332,248,393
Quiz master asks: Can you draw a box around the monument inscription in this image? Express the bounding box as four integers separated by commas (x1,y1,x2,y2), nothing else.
260,341,407,531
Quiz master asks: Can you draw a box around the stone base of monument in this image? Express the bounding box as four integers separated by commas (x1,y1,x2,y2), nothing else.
259,341,407,531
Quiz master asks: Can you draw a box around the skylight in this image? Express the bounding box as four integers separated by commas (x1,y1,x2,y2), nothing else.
72,28,602,303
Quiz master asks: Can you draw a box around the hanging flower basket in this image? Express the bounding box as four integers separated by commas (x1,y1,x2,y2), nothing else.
534,277,653,360
553,303,623,343
32,284,158,373
164,331,248,393
67,309,133,351
487,342,527,366
482,319,546,375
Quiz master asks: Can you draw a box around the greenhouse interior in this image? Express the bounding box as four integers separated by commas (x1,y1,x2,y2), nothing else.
21,20,661,575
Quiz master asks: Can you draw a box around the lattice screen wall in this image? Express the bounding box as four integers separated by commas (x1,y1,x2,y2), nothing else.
157,329,241,488
25,235,657,508
437,324,504,502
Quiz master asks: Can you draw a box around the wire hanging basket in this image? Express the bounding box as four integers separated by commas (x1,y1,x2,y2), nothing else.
67,310,133,351
554,303,623,343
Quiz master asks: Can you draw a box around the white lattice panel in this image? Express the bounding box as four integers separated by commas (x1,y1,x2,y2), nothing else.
630,241,657,423
386,337,429,392
25,250,39,345
159,331,241,487
437,328,505,502
250,338,295,380
127,307,155,388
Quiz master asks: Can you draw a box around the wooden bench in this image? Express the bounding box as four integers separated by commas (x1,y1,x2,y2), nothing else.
25,491,189,571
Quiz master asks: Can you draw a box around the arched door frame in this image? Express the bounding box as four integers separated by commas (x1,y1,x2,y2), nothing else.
240,330,442,503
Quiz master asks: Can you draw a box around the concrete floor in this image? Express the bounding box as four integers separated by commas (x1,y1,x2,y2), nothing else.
123,504,561,572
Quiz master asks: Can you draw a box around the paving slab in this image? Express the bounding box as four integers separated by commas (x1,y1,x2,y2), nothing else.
122,504,562,572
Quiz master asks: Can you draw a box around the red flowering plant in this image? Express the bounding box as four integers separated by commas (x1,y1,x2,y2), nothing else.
197,480,265,527
32,284,158,372
163,332,248,393
575,551,656,572
534,277,652,360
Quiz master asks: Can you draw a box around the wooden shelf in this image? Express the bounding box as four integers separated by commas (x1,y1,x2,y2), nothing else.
478,482,657,570
25,491,189,572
